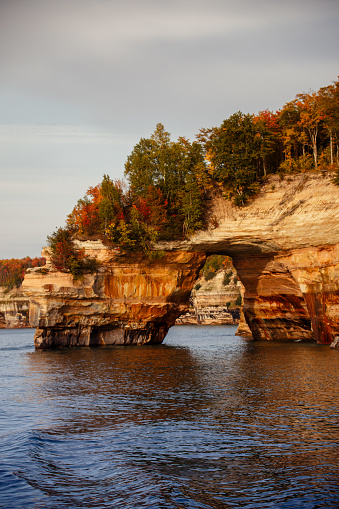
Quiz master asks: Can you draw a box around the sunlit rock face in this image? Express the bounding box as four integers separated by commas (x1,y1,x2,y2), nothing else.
160,173,339,344
278,246,339,343
23,173,339,347
22,249,206,348
233,255,316,342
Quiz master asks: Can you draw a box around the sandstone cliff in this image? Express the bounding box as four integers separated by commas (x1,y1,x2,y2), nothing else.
175,266,241,326
23,247,205,348
0,287,31,328
161,173,339,344
23,173,339,347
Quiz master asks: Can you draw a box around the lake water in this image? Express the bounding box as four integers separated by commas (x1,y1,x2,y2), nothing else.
0,326,339,509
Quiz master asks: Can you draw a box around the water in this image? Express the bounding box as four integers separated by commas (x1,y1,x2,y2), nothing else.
0,326,338,509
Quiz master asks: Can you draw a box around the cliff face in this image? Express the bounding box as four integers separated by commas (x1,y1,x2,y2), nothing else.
23,173,339,347
175,266,241,326
23,248,205,348
0,287,31,328
159,173,339,344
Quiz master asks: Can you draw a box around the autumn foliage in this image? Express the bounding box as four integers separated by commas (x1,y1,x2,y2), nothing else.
202,255,233,281
48,126,209,273
0,257,46,290
201,77,339,203
47,228,99,279
47,78,339,273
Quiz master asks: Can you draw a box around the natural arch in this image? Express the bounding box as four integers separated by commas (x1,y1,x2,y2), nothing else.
22,174,339,348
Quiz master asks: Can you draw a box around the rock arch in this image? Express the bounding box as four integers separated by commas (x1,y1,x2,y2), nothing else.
22,174,339,348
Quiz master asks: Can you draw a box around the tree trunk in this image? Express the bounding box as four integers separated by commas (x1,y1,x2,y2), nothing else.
308,127,318,169
313,141,318,169
330,129,333,165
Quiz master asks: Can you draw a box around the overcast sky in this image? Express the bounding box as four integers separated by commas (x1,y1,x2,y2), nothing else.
1,0,338,258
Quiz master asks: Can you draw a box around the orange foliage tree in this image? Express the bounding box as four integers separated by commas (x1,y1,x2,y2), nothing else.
47,77,339,275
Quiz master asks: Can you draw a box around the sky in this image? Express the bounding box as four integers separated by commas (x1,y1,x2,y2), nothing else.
0,0,338,259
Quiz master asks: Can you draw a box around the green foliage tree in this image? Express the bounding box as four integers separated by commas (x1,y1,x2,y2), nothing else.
98,174,124,231
124,123,208,236
105,205,159,255
203,112,262,205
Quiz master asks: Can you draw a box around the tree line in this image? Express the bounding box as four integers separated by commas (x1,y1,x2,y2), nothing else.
0,257,46,290
47,78,339,276
200,78,339,204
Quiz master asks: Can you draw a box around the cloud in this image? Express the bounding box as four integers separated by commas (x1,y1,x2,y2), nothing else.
1,1,338,87
0,124,131,145
0,0,338,256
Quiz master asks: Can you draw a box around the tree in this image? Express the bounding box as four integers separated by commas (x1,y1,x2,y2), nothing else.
277,100,303,170
253,110,281,176
319,79,339,167
98,175,125,231
124,137,159,196
203,112,261,205
124,124,208,236
66,185,101,236
295,91,324,169
0,257,46,290
47,227,99,279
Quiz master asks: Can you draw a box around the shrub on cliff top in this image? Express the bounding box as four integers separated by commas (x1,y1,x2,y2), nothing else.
47,228,99,279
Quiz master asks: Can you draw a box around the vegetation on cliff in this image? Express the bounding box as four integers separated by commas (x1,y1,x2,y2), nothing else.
192,255,241,313
0,258,46,290
200,78,339,204
47,78,339,275
47,126,210,275
46,228,100,279
202,255,233,281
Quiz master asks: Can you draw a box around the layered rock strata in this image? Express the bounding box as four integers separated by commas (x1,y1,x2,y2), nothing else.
23,248,205,348
0,287,31,328
23,173,339,347
175,267,241,326
159,173,339,344
175,306,239,325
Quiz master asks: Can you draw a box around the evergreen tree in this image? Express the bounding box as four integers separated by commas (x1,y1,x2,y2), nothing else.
203,112,261,205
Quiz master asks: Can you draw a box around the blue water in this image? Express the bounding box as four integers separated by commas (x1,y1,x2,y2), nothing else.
0,326,339,508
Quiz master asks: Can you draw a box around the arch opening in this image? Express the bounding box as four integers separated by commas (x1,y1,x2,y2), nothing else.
174,250,317,343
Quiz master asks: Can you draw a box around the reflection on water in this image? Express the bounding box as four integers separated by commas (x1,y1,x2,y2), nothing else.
0,326,339,508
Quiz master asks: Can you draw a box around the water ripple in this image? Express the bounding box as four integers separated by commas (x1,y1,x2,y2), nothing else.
0,327,339,508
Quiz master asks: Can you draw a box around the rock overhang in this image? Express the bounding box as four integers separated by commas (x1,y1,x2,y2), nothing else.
22,174,339,348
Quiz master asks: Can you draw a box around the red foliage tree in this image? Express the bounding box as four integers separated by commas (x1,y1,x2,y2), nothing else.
0,257,46,289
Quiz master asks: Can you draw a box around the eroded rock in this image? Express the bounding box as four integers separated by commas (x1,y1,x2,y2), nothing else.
23,250,206,348
22,174,339,347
